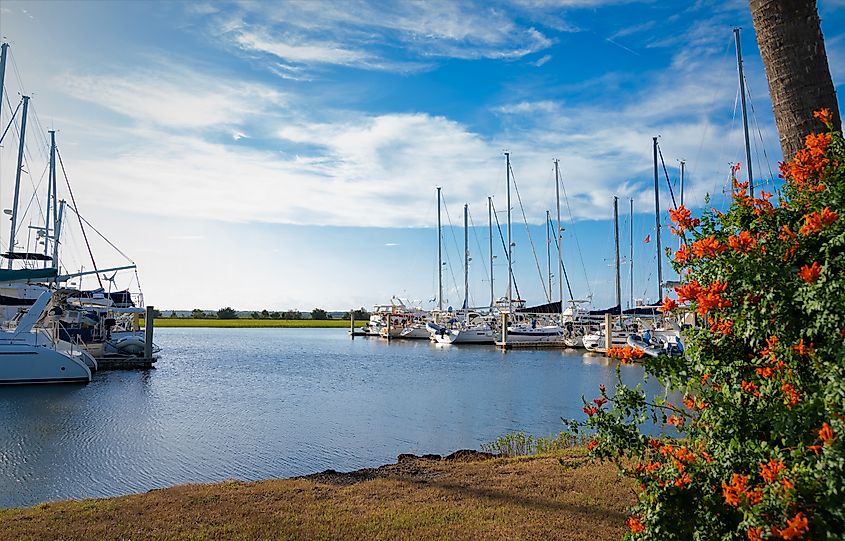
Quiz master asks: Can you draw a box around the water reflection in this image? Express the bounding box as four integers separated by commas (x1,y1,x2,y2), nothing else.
0,328,663,508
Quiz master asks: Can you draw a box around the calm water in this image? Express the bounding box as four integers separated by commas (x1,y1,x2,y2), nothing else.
0,327,662,508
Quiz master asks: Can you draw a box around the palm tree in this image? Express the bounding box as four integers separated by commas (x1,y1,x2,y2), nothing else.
749,0,841,160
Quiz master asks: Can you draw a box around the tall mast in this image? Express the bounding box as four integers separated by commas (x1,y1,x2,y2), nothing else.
505,151,512,312
437,186,443,311
0,43,8,122
8,95,30,267
488,196,494,307
546,210,552,303
554,159,563,325
734,27,754,198
463,203,469,310
629,198,634,309
614,196,621,312
679,160,686,207
45,130,57,261
653,136,663,302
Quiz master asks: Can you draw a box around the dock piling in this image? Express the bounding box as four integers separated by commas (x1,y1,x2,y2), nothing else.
350,309,355,340
604,312,612,357
145,305,154,359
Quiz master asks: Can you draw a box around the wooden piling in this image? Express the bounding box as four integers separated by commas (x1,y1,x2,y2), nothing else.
604,312,612,357
145,305,154,359
501,312,508,348
350,309,355,340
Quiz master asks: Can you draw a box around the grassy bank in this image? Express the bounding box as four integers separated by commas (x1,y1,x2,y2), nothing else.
148,318,367,328
0,451,632,541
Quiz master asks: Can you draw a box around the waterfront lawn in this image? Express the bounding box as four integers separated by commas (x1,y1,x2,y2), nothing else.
0,451,633,541
149,318,367,328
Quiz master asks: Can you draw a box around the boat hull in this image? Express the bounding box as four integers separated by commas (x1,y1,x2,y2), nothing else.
0,344,92,384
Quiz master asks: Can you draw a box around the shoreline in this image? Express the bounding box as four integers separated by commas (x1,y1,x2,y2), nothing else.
0,449,633,540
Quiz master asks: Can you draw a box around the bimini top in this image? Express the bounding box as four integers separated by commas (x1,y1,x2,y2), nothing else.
2,252,53,262
0,267,58,283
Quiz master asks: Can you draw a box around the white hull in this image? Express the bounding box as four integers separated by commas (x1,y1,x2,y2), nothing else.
0,343,91,384
432,327,496,344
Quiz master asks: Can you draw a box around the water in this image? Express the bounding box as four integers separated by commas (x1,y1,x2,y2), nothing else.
0,327,661,508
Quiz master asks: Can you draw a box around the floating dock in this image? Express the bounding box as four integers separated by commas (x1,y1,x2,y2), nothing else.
97,354,157,370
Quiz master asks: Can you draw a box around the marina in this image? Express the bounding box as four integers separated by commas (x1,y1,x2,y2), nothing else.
0,326,661,509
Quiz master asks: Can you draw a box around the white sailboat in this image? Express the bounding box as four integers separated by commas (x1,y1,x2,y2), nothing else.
0,291,92,384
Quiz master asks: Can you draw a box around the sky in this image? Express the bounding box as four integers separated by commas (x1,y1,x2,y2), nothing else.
0,0,843,312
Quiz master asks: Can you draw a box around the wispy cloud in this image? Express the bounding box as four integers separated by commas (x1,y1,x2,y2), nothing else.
533,54,553,67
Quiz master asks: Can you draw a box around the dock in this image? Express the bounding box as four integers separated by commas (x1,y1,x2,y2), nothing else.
97,354,157,370
494,340,570,349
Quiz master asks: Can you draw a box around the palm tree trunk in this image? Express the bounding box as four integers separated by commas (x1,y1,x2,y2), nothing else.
749,0,841,160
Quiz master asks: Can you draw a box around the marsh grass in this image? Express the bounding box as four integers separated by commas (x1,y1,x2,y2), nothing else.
481,432,587,457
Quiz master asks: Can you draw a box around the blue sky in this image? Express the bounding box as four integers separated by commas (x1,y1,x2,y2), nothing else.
0,0,843,311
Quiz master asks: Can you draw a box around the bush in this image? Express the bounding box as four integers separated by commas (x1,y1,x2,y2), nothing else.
571,110,844,540
217,307,238,320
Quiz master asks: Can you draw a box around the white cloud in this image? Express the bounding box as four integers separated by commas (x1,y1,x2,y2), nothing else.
533,54,553,67
62,63,285,130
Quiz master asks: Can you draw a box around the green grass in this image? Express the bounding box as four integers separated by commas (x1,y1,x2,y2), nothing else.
147,319,367,328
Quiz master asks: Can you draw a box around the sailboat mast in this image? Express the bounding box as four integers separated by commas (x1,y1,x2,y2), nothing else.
734,27,754,198
554,159,563,326
8,95,30,267
679,160,686,207
463,203,469,310
437,186,443,311
653,136,663,302
488,196,494,307
629,198,634,309
614,196,621,312
546,210,551,303
44,130,57,261
0,43,8,122
505,152,512,312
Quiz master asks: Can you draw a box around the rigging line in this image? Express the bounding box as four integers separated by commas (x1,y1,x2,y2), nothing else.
490,199,521,301
466,208,490,283
64,204,135,264
439,194,463,300
56,146,103,289
15,161,48,237
557,173,592,297
742,74,776,185
691,36,735,183
0,96,22,145
549,215,575,301
656,142,678,210
508,163,550,302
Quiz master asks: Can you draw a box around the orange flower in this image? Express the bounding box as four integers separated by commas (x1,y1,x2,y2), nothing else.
667,415,684,428
760,458,785,483
792,339,813,358
593,397,607,407
709,317,733,335
756,367,774,378
583,405,599,416
747,527,763,541
819,422,835,445
659,296,678,313
674,472,691,487
781,131,831,191
675,244,691,263
722,473,748,507
728,230,757,254
668,205,700,233
814,107,832,125
627,516,645,533
701,373,710,385
781,383,800,408
777,512,809,540
587,439,597,451
781,477,795,491
746,488,763,505
741,380,759,397
676,280,702,303
692,236,728,259
799,207,838,235
798,261,822,284
607,346,646,362
696,281,732,316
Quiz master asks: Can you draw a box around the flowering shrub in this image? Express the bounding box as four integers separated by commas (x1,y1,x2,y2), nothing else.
570,111,844,540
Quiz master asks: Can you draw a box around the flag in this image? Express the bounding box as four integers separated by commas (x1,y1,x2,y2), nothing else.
644,234,651,244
